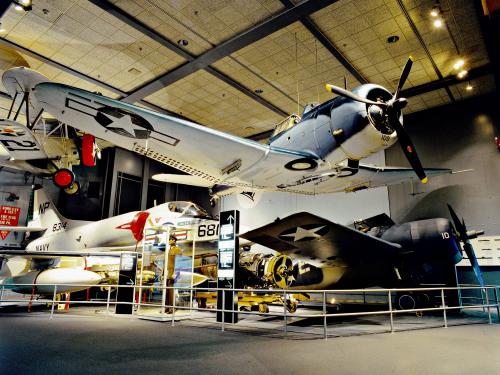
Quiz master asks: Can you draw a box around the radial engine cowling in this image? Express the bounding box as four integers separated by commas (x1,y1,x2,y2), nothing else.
333,85,398,161
239,252,294,288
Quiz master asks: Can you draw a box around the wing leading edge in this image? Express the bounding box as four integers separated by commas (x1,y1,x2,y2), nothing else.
240,212,401,266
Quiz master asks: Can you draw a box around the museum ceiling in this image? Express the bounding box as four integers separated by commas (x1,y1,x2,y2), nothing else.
0,0,496,139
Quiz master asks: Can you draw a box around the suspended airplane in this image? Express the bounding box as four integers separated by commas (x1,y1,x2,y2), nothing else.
0,188,217,296
29,58,453,205
0,67,101,195
238,207,485,309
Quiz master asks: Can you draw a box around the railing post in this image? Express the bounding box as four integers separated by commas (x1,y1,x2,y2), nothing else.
131,284,136,318
495,287,500,323
283,290,287,337
441,289,447,328
50,285,57,319
388,290,394,333
221,289,225,332
485,287,492,325
0,285,4,305
323,291,327,340
171,286,176,326
106,285,111,314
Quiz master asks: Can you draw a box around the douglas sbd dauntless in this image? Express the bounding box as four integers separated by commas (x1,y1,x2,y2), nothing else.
29,58,453,205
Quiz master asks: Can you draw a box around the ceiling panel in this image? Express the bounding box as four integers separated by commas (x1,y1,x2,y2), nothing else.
145,69,283,137
1,0,186,92
111,0,285,56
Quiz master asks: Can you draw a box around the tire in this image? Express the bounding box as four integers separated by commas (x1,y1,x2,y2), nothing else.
53,168,75,189
81,133,96,167
64,181,80,195
396,293,416,310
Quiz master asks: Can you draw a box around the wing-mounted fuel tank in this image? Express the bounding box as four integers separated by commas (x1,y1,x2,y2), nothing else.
239,251,294,288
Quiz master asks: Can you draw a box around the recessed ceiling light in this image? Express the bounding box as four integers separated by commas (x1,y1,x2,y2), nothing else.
430,7,439,17
177,39,188,46
457,70,468,79
254,88,263,94
453,59,465,70
21,0,31,5
466,84,473,91
387,35,400,44
14,4,24,11
433,19,443,28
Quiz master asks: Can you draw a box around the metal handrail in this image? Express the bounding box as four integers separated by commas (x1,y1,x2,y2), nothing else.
1,282,499,339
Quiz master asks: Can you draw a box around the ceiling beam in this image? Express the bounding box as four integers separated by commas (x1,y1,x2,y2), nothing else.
0,37,204,122
279,0,367,84
247,63,493,141
88,0,288,116
122,0,340,103
397,0,455,102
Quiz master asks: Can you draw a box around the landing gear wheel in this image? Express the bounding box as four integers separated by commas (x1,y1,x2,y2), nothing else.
81,134,96,167
258,303,269,313
64,181,80,195
396,293,416,310
53,168,75,189
209,197,216,207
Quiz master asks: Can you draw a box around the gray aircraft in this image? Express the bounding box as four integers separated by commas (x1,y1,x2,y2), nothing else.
239,206,484,309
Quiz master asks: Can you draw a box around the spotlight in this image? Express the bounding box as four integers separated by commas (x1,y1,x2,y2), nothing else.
13,1,32,11
430,7,439,17
433,19,443,28
457,70,468,79
466,84,473,91
453,59,465,70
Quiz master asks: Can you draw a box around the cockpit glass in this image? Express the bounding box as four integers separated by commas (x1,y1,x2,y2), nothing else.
182,204,209,218
168,201,209,218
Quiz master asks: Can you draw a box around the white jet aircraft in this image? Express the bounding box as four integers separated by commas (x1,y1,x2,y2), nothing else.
0,188,217,295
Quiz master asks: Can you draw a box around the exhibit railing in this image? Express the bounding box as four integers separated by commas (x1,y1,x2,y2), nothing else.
0,283,499,339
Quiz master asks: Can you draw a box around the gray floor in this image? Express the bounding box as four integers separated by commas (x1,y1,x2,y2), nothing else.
1,313,500,375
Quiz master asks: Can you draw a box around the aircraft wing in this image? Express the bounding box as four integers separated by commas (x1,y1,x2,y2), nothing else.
34,82,318,189
0,120,47,160
240,212,401,266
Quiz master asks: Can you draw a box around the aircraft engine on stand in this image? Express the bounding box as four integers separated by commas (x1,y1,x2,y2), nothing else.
239,252,295,288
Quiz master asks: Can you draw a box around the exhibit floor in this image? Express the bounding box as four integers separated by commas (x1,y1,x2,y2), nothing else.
1,313,499,375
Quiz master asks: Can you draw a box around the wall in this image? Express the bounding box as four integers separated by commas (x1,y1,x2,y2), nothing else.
385,93,500,235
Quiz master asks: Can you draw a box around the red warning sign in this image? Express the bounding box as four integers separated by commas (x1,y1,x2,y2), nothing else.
0,205,21,240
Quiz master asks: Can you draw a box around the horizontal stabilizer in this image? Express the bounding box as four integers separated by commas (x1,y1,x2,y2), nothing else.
152,173,213,187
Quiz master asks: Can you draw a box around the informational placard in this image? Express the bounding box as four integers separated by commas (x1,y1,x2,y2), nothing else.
217,210,239,323
0,205,21,240
116,252,138,315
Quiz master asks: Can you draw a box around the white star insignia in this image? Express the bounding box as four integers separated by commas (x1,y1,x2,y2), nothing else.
104,114,140,137
281,225,326,241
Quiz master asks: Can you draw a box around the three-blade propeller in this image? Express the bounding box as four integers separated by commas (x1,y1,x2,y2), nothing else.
325,57,428,183
447,204,485,287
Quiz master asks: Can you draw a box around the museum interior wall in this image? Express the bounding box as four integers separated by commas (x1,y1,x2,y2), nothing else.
385,92,500,236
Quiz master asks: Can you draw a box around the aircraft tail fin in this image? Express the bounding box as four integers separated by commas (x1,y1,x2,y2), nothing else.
31,188,69,231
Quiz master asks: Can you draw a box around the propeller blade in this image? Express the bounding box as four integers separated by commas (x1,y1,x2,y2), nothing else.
447,204,467,240
394,57,413,99
463,241,485,287
325,84,385,106
390,115,427,183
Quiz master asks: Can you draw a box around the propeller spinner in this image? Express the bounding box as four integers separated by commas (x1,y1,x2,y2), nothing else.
325,57,428,183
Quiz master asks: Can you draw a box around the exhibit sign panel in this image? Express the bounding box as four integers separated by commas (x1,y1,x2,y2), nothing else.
217,210,239,323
